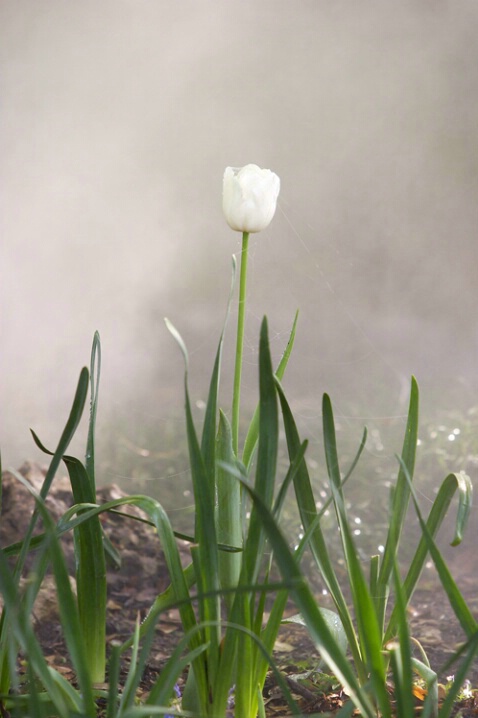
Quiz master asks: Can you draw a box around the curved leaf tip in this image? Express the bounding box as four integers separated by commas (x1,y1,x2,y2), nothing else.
165,318,189,370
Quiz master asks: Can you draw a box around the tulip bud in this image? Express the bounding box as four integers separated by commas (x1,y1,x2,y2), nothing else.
222,164,280,233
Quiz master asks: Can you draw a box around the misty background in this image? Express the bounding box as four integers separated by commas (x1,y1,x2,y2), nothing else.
2,1,477,510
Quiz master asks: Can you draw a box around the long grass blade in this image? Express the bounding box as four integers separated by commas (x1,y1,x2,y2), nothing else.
0,474,96,716
146,634,208,708
0,368,89,696
166,319,221,706
248,440,311,707
106,640,122,718
402,460,477,637
276,380,363,678
237,477,376,718
243,318,278,583
188,378,221,681
216,410,242,607
236,317,278,718
376,376,419,626
59,493,202,674
388,560,415,718
118,615,157,716
27,432,107,684
86,330,101,494
200,253,235,474
242,310,299,471
0,549,76,717
322,393,391,716
385,470,473,642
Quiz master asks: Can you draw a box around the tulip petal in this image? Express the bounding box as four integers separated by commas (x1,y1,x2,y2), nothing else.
223,164,280,233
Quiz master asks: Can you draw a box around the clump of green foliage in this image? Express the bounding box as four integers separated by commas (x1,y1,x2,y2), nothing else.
0,212,476,718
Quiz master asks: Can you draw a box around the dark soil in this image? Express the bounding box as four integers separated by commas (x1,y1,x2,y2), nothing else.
1,462,477,716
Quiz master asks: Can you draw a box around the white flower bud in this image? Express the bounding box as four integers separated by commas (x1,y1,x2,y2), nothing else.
222,164,280,233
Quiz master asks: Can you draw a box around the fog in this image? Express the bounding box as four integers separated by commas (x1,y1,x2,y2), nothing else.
2,1,478,481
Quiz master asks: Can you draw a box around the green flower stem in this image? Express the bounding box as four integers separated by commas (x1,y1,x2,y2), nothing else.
232,231,249,456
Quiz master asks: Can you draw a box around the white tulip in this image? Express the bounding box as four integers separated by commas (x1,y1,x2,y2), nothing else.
222,164,280,233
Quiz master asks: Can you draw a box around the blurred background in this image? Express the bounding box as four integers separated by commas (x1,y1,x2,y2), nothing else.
1,2,477,544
